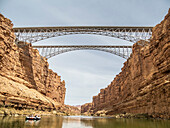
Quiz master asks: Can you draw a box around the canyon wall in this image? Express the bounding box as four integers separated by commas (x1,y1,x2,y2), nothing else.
82,9,170,119
0,13,66,111
81,103,92,114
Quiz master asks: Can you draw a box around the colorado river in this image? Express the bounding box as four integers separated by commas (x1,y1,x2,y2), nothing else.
0,116,169,128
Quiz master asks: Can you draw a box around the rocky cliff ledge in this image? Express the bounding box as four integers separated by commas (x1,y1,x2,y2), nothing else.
0,13,66,111
81,103,92,115
81,9,170,119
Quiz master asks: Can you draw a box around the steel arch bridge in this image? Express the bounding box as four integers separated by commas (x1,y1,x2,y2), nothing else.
32,45,132,59
14,26,153,59
14,26,153,43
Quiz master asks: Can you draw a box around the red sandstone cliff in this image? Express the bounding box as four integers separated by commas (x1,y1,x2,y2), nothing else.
82,9,170,119
0,13,66,110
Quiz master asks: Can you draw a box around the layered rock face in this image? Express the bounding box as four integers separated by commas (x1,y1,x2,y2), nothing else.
83,10,170,119
81,103,92,114
18,44,66,104
62,105,81,115
0,13,66,110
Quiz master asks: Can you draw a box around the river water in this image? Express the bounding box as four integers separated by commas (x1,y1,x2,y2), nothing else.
0,116,169,128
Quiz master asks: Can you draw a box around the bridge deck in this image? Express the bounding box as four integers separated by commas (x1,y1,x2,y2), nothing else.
32,45,132,48
14,26,153,32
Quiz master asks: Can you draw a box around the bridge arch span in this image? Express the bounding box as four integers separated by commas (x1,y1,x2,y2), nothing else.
33,45,132,59
14,26,152,44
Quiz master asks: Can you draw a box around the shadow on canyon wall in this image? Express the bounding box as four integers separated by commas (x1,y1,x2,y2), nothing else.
19,44,37,90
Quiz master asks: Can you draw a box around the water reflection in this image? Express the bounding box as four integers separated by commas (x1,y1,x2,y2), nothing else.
0,116,63,128
62,116,92,128
81,117,170,128
0,116,169,128
0,116,25,128
25,120,40,126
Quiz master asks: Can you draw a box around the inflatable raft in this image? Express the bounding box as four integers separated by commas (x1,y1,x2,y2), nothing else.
25,116,41,120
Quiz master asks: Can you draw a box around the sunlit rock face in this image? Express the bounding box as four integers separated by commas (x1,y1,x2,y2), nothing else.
83,9,170,119
81,103,92,115
0,13,66,110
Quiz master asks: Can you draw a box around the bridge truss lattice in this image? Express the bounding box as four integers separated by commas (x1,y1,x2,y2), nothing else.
14,26,152,44
32,45,132,59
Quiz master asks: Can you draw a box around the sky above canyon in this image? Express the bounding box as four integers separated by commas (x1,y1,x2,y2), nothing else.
0,0,169,105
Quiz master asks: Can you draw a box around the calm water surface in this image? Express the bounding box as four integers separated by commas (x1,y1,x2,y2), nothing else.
0,116,169,128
